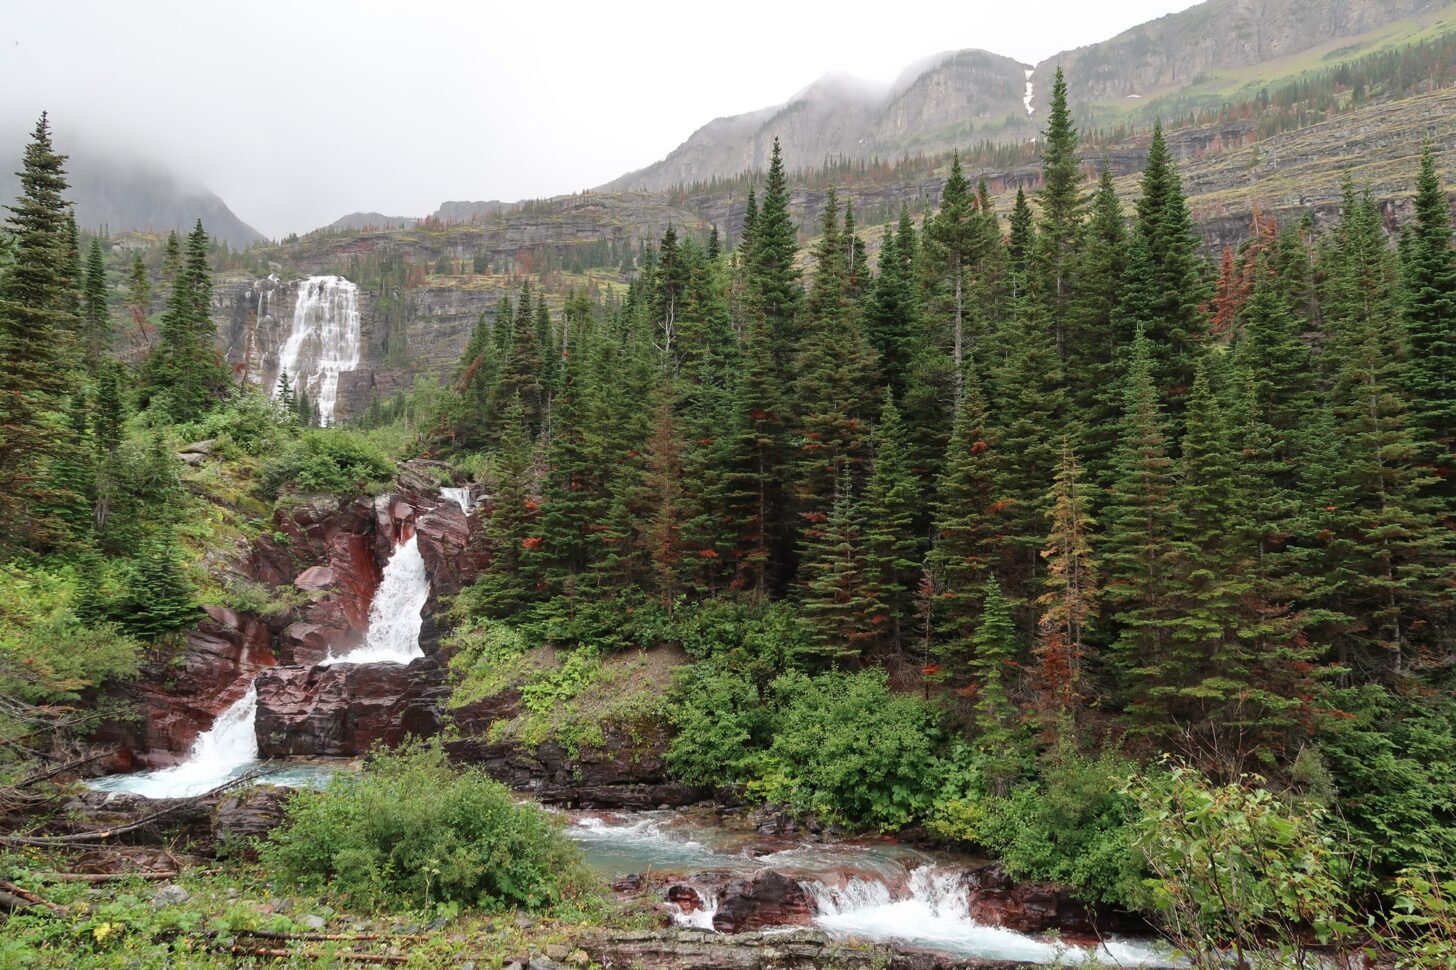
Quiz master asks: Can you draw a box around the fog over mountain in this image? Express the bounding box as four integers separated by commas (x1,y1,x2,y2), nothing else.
0,0,1201,238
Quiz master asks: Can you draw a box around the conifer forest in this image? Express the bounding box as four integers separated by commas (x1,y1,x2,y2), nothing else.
2,9,1455,968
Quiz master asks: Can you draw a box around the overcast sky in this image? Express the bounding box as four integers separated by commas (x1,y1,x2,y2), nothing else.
3,0,1201,238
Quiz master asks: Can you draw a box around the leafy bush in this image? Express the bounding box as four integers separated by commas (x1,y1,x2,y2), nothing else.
666,663,772,786
260,430,394,496
1387,867,1456,969
446,618,531,708
758,669,945,831
1130,765,1356,969
0,565,140,704
262,744,594,912
672,599,811,676
970,746,1148,910
176,391,296,456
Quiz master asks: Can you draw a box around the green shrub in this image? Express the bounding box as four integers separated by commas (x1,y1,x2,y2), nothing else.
262,744,594,912
758,669,944,831
1130,765,1356,968
260,430,394,497
446,618,531,708
672,600,810,676
177,391,296,456
665,663,772,786
971,746,1147,910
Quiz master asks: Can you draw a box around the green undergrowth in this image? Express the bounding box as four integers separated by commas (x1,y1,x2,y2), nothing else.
446,619,678,759
0,847,631,969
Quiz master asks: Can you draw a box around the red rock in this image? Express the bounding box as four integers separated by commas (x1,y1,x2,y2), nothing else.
293,565,335,590
254,658,446,757
712,871,814,933
963,863,1102,936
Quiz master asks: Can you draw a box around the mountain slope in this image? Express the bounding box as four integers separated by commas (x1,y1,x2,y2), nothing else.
1034,0,1453,119
0,147,266,249
602,50,1029,191
605,0,1449,189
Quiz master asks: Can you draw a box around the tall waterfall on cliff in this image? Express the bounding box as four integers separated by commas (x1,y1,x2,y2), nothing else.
276,275,361,426
321,533,430,666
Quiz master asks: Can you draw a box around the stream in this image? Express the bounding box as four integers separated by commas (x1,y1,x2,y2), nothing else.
564,809,1172,965
87,484,1171,965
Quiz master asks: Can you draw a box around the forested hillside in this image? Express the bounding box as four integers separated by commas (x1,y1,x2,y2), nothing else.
1,58,1453,967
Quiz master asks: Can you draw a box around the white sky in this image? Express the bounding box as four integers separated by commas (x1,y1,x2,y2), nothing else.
2,0,1201,237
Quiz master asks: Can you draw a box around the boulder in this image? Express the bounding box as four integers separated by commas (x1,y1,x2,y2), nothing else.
254,657,447,757
711,871,814,934
962,863,1103,937
213,787,291,849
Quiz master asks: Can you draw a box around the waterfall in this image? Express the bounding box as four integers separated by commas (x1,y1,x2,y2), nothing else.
320,534,429,666
275,275,361,426
1023,67,1035,116
95,500,445,798
440,487,474,513
90,685,259,799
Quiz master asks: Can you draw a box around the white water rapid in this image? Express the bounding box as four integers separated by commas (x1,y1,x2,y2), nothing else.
93,511,439,798
90,686,259,799
321,533,429,666
275,275,361,426
567,811,1173,966
440,487,474,514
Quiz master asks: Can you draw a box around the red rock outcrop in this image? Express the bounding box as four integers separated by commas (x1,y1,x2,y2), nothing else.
963,863,1111,937
253,657,447,757
107,606,276,762
710,871,815,933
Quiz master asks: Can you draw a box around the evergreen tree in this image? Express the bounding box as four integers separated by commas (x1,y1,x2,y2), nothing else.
1066,163,1129,482
970,578,1025,793
0,114,77,551
82,237,110,368
92,364,124,535
925,152,979,400
126,251,150,338
1101,329,1179,719
1035,441,1099,728
1400,145,1456,502
792,190,879,560
861,392,923,656
797,477,879,668
1131,122,1209,427
492,280,545,438
470,397,542,618
929,373,1005,680
1321,184,1451,677
720,315,788,599
119,534,199,642
747,139,801,373
865,206,918,401
1034,67,1084,360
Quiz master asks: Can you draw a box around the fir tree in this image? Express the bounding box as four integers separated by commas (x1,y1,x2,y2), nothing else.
126,251,150,338
81,237,110,369
492,280,545,438
929,373,1005,680
0,113,77,551
1131,122,1209,427
1035,440,1099,728
1101,329,1179,719
861,392,923,656
970,578,1025,793
748,139,801,372
1400,145,1456,502
120,534,199,642
471,397,542,618
797,476,879,669
925,152,979,400
865,206,919,401
1034,67,1084,360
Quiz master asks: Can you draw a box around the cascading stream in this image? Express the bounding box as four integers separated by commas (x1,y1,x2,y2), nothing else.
440,487,474,514
93,503,440,798
275,275,361,426
320,534,429,666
